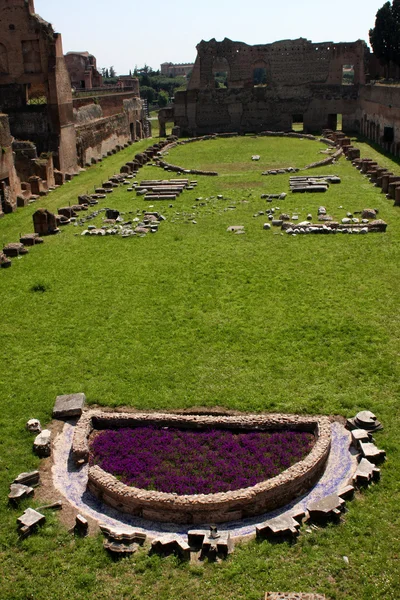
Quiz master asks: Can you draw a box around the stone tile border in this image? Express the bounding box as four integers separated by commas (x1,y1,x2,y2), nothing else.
72,411,331,524
52,420,355,541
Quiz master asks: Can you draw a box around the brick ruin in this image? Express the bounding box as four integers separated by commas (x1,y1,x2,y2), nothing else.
167,37,400,156
0,0,149,216
64,52,102,90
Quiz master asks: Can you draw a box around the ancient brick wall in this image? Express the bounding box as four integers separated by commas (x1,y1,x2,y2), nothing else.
64,52,102,90
175,38,368,135
73,92,146,165
357,85,400,155
0,113,21,215
75,113,130,166
0,0,77,174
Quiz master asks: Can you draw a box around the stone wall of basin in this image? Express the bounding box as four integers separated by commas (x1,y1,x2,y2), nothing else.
73,411,331,524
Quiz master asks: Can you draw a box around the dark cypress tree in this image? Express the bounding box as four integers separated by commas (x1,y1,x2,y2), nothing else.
369,0,400,67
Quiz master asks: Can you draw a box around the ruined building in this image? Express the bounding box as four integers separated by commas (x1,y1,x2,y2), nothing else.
64,51,102,90
0,0,149,216
160,62,194,77
163,37,400,155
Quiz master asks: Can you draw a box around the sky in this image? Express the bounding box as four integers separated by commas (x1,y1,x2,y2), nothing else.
35,0,385,75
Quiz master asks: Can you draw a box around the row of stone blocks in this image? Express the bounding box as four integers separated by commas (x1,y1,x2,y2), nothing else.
351,157,400,205
0,234,45,269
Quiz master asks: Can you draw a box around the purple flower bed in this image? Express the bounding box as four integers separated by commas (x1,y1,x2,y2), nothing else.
89,427,315,495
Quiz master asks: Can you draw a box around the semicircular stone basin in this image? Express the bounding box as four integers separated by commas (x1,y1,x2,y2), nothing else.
72,411,331,524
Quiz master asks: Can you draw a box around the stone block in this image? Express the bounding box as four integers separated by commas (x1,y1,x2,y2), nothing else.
3,243,28,258
53,393,86,419
256,511,305,541
14,471,40,486
8,483,34,503
347,411,383,432
104,539,139,555
17,508,45,537
351,429,370,447
352,458,380,486
74,514,88,537
360,442,386,464
33,429,51,457
100,524,146,545
307,494,345,523
151,535,190,560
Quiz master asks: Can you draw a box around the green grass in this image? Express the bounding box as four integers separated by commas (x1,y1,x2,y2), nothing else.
0,136,399,599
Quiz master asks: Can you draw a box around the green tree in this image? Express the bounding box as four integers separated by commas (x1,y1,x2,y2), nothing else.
369,0,400,68
139,86,156,104
157,90,169,107
109,66,116,78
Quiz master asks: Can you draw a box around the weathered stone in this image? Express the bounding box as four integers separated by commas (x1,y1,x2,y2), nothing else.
151,535,190,560
0,251,12,268
351,429,371,447
73,514,88,536
8,483,34,503
347,411,383,432
14,471,40,486
3,243,28,258
33,209,59,236
33,429,51,457
104,539,139,555
227,225,244,232
360,442,386,464
17,508,45,537
53,393,86,419
201,531,233,558
353,458,381,486
256,511,305,540
26,419,41,433
307,494,345,523
337,484,355,501
362,208,377,219
100,525,146,545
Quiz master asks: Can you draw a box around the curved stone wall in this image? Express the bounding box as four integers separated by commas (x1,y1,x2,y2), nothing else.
73,411,331,524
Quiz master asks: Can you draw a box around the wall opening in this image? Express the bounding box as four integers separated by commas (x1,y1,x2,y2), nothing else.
26,83,47,105
253,67,267,87
212,57,229,89
342,65,355,85
383,127,394,144
328,114,342,131
292,114,304,132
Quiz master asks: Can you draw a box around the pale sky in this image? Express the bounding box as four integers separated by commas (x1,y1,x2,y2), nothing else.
35,0,384,75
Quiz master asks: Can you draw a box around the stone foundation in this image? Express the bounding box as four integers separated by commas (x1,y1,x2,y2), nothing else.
73,411,331,524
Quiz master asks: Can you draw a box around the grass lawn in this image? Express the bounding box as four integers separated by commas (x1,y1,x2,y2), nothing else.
0,134,399,600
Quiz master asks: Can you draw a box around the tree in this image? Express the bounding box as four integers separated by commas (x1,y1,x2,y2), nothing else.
157,90,169,107
369,0,400,68
139,86,156,104
109,66,116,78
